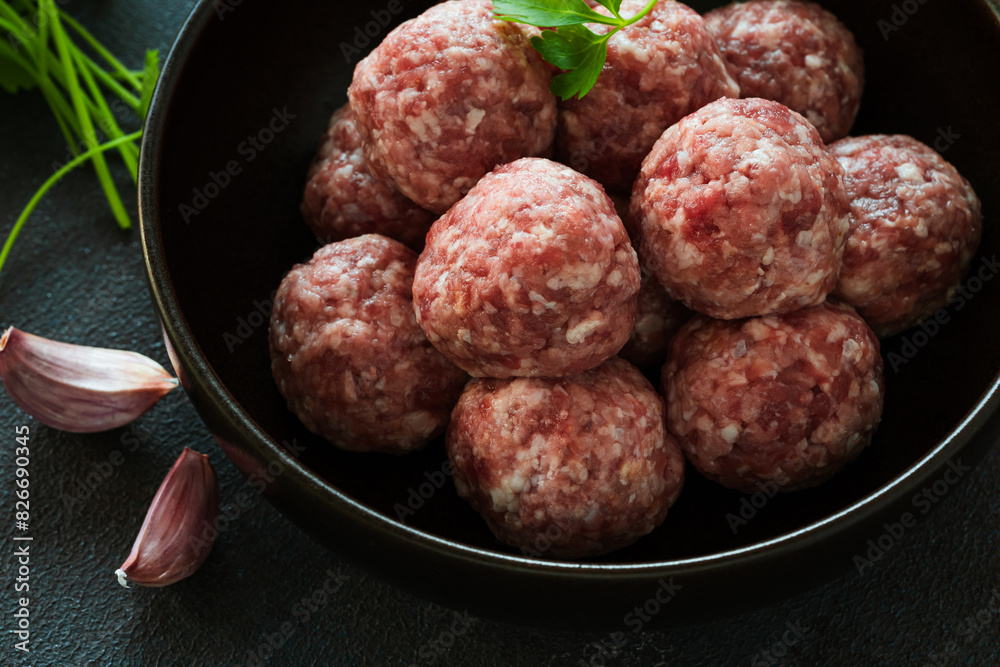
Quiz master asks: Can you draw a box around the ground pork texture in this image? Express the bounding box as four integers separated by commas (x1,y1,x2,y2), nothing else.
559,0,739,194
829,134,983,337
413,158,640,378
300,105,435,251
632,97,850,320
663,301,884,492
348,0,556,213
704,0,864,143
448,357,686,559
270,235,468,454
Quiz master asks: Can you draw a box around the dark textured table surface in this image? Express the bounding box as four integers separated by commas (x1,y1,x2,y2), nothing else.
2,1,999,665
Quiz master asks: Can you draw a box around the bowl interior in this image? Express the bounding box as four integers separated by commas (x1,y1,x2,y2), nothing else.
149,0,1000,564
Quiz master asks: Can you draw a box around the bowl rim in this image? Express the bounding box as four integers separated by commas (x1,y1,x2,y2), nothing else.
138,0,1000,583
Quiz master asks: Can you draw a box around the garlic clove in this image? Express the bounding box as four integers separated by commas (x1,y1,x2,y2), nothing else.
0,326,178,433
116,447,220,588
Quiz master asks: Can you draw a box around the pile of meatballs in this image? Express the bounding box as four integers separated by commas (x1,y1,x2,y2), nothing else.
271,0,983,559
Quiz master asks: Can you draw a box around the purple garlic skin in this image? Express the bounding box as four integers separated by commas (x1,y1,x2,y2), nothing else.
116,447,220,588
0,326,177,432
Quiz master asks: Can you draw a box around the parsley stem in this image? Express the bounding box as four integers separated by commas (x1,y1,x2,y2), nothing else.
0,12,25,36
621,0,657,29
78,50,141,110
71,41,139,181
30,47,141,120
11,34,144,111
0,35,83,142
59,12,142,92
0,2,23,26
0,131,143,280
1,0,155,263
33,0,48,79
47,0,131,229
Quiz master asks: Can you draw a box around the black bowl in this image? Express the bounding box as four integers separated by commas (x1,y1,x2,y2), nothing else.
139,0,1000,628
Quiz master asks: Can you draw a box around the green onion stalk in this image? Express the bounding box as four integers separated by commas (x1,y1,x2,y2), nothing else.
0,0,159,279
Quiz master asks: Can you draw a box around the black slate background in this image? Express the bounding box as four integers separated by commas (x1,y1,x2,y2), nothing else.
1,1,999,665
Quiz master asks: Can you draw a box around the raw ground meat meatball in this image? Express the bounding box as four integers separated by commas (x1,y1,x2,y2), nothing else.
632,97,850,319
829,134,983,338
348,0,556,213
619,270,692,370
413,158,640,378
300,105,435,251
269,235,468,454
704,0,864,144
559,0,739,194
663,301,884,492
448,357,686,559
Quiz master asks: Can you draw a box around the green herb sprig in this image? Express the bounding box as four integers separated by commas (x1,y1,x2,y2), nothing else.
0,0,159,279
493,0,656,100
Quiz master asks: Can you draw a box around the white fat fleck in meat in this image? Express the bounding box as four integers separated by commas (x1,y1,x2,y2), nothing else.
805,54,824,69
332,164,355,180
465,108,486,134
895,162,923,183
529,291,558,310
489,486,518,513
342,372,358,402
530,223,556,241
566,312,605,344
403,411,437,438
635,313,665,337
561,262,606,290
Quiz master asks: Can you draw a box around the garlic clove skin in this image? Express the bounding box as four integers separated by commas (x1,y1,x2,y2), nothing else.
0,326,178,433
116,447,220,588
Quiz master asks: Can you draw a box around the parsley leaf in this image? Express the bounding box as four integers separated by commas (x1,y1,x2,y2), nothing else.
493,0,657,100
531,26,609,100
591,0,625,19
493,0,618,28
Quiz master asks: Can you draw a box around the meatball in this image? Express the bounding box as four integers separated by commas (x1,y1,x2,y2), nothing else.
559,0,739,193
300,105,435,251
448,358,686,559
413,158,640,378
618,270,691,370
704,0,864,144
269,235,467,454
663,302,884,492
632,97,850,320
348,0,556,213
829,134,983,337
